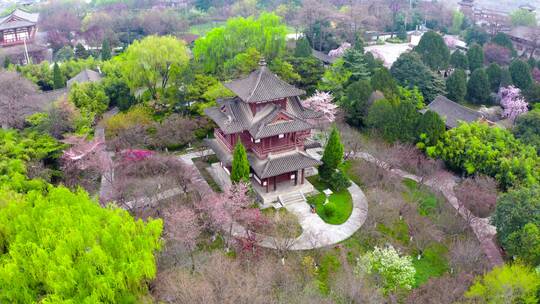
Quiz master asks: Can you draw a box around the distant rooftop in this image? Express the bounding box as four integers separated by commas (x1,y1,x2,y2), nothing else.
67,69,102,87
425,95,483,129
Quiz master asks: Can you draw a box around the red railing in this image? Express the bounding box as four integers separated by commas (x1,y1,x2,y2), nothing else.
214,129,233,151
251,141,298,158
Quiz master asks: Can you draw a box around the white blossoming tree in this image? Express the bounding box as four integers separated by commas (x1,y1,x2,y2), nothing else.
498,85,529,121
328,42,351,57
357,245,416,293
301,91,338,123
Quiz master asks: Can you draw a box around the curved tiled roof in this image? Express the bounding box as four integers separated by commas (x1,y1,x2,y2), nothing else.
224,65,305,103
426,95,483,128
67,69,102,87
205,97,314,139
249,150,321,178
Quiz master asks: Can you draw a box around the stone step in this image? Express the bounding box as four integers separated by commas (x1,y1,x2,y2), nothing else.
278,191,306,205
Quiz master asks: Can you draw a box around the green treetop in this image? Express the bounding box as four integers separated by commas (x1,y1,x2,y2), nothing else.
446,68,467,103
231,140,250,183
294,37,312,58
450,50,469,70
510,8,537,27
101,38,112,61
371,67,399,99
486,63,502,92
320,127,344,179
414,31,450,71
52,62,64,89
342,48,370,83
467,44,484,71
0,186,163,303
510,60,533,90
466,263,540,303
467,68,490,104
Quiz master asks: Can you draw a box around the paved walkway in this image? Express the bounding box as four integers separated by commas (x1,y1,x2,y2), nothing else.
96,107,118,204
353,151,504,267
180,150,369,251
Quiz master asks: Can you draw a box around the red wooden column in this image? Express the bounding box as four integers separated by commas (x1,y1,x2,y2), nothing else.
301,169,305,184
273,176,277,191
294,171,298,186
265,178,269,193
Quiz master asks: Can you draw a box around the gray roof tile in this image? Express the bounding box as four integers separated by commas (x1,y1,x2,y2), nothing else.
249,150,321,178
426,95,483,128
224,65,305,103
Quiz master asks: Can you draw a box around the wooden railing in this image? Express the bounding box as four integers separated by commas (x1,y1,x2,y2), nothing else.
214,130,233,151
251,141,298,158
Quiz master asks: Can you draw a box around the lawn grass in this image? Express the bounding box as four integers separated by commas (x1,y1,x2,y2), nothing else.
402,178,440,217
376,220,410,245
306,175,353,225
412,243,449,287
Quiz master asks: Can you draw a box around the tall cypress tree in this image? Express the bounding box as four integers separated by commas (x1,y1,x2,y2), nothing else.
467,68,491,104
510,60,533,90
231,140,250,183
294,37,311,58
446,69,467,103
52,62,64,89
101,39,112,61
467,44,484,71
320,127,344,179
414,31,450,71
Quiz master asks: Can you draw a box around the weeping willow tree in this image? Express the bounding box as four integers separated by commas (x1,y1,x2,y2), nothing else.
193,12,288,75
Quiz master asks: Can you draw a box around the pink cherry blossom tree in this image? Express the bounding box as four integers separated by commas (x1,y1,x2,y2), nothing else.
498,86,529,121
301,91,338,123
198,182,263,251
164,204,201,272
328,42,351,57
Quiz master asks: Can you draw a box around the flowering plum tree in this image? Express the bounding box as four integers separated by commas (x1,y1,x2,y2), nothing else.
61,135,113,190
498,85,529,121
328,42,351,57
301,91,338,122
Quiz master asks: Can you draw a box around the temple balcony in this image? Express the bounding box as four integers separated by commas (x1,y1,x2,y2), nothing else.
214,129,233,151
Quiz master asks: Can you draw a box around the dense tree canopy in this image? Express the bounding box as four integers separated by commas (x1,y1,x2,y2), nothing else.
414,31,450,71
446,69,467,103
193,13,287,75
467,44,484,72
467,69,490,104
510,8,537,27
428,122,540,189
514,109,540,153
486,63,502,92
449,50,469,70
116,35,190,99
510,60,533,90
466,264,540,303
391,52,446,102
0,186,163,303
492,186,540,265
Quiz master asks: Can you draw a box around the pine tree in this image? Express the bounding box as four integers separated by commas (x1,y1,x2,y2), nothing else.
101,39,112,61
231,140,250,183
414,31,450,70
294,37,311,58
450,50,469,70
467,68,491,104
486,63,502,92
320,127,344,179
343,48,370,82
500,68,513,87
52,62,64,89
510,60,533,90
467,44,484,71
75,43,89,59
371,67,398,98
446,69,467,103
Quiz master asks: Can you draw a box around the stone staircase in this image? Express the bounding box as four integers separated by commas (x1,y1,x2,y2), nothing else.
277,191,306,207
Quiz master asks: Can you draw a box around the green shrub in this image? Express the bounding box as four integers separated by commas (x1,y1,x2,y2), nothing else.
328,170,351,192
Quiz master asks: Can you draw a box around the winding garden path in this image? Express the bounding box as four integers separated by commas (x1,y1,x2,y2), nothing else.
352,151,504,267
179,150,369,250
